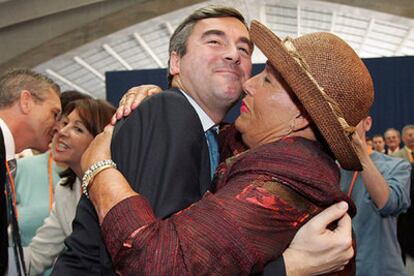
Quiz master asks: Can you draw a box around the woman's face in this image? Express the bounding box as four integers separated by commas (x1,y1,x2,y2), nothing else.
53,109,94,173
235,63,302,148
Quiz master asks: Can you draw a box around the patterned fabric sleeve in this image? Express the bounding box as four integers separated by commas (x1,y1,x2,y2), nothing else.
101,179,322,275
101,138,350,275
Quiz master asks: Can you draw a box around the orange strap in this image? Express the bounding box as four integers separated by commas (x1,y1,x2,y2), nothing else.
5,160,18,219
347,171,359,197
48,153,54,212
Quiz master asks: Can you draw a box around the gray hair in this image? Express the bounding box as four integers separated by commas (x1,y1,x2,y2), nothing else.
0,68,60,108
167,5,249,87
384,128,401,138
402,124,414,136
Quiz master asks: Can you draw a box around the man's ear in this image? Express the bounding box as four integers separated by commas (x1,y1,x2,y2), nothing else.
169,51,180,76
19,90,33,114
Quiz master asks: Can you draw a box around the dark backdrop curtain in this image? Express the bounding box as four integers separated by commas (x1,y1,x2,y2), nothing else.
364,56,414,136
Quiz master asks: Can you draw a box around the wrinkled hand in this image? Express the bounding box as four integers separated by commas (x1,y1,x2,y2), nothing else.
81,124,114,173
283,201,353,275
111,85,162,125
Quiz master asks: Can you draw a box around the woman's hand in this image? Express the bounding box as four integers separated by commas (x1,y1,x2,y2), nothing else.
283,201,353,275
81,124,114,173
111,85,162,125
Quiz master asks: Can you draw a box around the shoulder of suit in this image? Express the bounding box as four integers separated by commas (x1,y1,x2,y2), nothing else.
127,88,194,119
150,88,188,103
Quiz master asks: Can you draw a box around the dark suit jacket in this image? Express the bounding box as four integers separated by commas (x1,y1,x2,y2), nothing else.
0,130,8,276
52,89,211,275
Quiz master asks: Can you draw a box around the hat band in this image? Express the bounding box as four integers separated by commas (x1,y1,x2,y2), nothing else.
282,37,355,136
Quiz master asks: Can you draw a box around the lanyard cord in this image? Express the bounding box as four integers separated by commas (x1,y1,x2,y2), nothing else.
347,171,359,197
5,160,18,219
48,153,54,212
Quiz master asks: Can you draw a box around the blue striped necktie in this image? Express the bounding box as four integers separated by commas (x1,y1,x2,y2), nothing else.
205,127,219,180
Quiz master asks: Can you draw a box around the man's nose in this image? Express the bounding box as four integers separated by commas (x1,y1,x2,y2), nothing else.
224,44,241,65
52,121,61,134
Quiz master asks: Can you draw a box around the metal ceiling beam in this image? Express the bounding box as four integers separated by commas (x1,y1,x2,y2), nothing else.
259,3,266,24
319,0,414,20
359,18,375,52
164,21,175,36
133,32,165,68
45,69,92,96
73,56,105,81
297,3,301,37
330,11,337,33
103,44,132,70
395,27,414,55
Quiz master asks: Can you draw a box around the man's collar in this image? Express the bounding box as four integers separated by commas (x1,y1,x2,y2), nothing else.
180,89,215,132
0,118,15,160
388,147,400,154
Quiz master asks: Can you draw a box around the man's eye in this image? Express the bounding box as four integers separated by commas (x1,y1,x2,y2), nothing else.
238,47,249,55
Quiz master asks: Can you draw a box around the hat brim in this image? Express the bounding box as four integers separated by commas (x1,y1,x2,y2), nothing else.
250,20,361,171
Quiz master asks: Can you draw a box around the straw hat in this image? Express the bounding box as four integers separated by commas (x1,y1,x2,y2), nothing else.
250,20,374,170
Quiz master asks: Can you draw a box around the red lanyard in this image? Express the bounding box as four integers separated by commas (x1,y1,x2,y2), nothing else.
5,160,18,219
48,153,54,212
347,171,359,197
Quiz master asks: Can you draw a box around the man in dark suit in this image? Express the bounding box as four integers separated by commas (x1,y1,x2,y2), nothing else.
0,69,61,275
53,6,353,276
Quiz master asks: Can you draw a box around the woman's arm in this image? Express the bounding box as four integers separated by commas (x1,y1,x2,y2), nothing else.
83,126,326,274
27,201,66,275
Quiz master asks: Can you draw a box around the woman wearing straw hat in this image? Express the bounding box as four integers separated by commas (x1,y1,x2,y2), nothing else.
80,20,374,275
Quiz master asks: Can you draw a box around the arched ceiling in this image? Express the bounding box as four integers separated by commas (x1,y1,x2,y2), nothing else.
1,0,413,99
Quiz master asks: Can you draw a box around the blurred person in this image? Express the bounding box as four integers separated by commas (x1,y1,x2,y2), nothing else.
25,98,115,275
384,128,401,154
14,91,90,248
341,116,410,276
373,134,386,153
0,69,61,275
366,136,373,150
80,19,375,275
393,124,414,275
393,125,414,163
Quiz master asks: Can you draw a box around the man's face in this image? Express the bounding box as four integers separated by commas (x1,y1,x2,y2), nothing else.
171,17,252,119
372,136,385,152
384,130,400,150
28,88,61,152
403,128,414,149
